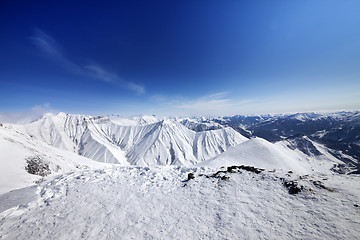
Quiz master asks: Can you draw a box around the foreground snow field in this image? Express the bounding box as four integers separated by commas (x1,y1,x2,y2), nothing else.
1,166,359,239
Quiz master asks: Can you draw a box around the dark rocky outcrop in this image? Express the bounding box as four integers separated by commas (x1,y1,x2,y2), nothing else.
187,173,195,181
25,155,51,177
283,180,303,195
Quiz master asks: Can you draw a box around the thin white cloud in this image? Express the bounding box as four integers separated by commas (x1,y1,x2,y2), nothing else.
30,28,81,74
148,92,286,116
84,65,145,94
175,93,234,116
31,28,62,58
149,94,168,103
201,91,229,100
145,92,248,116
236,99,257,106
0,104,53,124
84,65,118,83
127,82,145,95
31,28,145,94
178,98,231,111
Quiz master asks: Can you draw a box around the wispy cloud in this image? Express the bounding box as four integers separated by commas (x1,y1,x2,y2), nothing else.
170,90,360,117
149,94,168,102
0,104,53,124
30,28,80,74
200,91,229,100
147,92,258,117
127,82,145,95
30,28,145,94
84,65,145,94
177,94,233,116
31,29,62,58
84,65,117,83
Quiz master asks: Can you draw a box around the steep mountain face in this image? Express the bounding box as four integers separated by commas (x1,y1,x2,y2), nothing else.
12,113,124,164
11,113,248,166
180,118,223,132
284,136,323,157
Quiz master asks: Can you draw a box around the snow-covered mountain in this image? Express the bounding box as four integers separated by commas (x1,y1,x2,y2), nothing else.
10,113,248,166
189,111,360,174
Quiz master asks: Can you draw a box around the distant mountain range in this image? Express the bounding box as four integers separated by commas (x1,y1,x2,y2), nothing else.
209,111,360,174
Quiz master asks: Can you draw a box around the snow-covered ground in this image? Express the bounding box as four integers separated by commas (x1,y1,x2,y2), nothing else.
198,138,313,173
1,166,359,239
0,126,110,194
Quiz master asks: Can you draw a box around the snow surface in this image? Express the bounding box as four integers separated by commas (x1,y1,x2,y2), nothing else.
0,166,359,239
0,126,110,194
198,138,315,174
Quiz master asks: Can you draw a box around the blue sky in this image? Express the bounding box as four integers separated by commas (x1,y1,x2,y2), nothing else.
0,0,360,120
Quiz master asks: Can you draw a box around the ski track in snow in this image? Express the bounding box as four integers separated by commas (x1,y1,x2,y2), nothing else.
1,166,359,240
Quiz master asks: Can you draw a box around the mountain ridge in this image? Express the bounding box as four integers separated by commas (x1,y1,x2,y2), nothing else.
10,113,248,166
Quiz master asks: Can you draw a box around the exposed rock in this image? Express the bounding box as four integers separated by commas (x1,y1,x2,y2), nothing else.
187,173,195,181
227,165,264,174
25,155,51,177
283,180,302,195
210,171,230,181
312,180,334,192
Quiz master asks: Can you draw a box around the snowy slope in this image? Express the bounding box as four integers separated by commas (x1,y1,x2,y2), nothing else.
0,166,359,239
198,138,316,174
282,136,350,173
0,126,110,194
11,113,248,166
